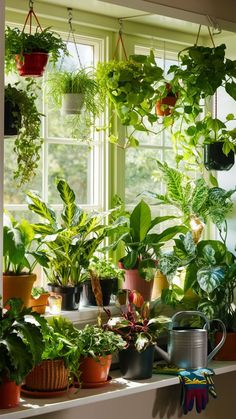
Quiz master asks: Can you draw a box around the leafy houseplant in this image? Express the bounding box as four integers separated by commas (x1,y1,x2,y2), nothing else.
96,51,163,147
3,212,48,307
76,324,126,386
26,179,123,310
109,198,186,300
104,289,169,379
5,26,67,76
47,69,102,143
4,81,43,186
83,256,124,306
0,298,45,408
25,317,81,392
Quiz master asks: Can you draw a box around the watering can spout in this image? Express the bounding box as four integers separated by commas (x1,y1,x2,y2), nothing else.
155,345,171,363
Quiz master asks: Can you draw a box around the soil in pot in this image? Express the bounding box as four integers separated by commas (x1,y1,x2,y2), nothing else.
0,376,21,409
48,285,82,311
79,355,112,385
15,52,49,77
119,345,155,380
3,273,36,308
83,278,117,306
204,142,235,171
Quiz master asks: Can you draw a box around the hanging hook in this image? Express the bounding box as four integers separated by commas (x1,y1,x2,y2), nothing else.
207,15,221,35
67,7,73,26
118,18,123,36
29,0,34,10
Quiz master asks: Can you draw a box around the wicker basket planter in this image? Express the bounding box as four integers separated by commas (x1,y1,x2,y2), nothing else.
25,359,69,391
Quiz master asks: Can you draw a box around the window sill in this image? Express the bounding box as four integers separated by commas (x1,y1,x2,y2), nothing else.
1,361,236,419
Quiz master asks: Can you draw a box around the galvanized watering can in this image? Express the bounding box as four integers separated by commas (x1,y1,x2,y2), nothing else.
155,311,226,369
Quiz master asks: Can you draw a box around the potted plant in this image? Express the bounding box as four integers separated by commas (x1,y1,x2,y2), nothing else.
75,324,126,387
104,289,169,379
5,26,67,77
26,179,124,310
4,81,43,186
108,198,186,300
24,317,80,394
96,51,163,147
82,256,124,306
29,287,49,314
155,82,178,117
0,298,45,408
3,212,48,308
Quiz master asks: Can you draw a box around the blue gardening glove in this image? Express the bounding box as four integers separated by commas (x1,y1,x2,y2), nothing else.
179,368,216,415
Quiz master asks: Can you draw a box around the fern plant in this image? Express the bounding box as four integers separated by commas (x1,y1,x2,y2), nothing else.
145,160,236,241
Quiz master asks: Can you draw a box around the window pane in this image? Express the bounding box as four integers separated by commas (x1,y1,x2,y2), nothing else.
4,139,42,204
125,148,162,205
47,143,90,204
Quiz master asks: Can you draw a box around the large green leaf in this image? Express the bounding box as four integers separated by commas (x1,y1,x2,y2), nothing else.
130,200,151,242
26,191,56,224
14,321,45,365
2,335,33,385
197,240,227,264
56,179,80,227
3,225,25,265
197,266,226,293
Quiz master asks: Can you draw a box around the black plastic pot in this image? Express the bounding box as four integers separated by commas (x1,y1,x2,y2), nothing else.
82,278,117,306
48,284,82,311
119,345,155,379
4,98,20,136
204,143,235,171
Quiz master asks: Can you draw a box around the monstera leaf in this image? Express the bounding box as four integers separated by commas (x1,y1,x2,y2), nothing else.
197,265,226,293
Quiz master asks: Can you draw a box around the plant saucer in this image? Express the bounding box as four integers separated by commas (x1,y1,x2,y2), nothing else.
75,375,112,389
21,384,75,398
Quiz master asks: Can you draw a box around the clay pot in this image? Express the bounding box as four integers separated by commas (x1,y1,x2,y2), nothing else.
0,376,20,409
79,355,112,384
29,293,49,314
15,52,49,77
25,359,69,391
214,332,236,361
122,268,154,301
3,273,36,308
155,84,177,116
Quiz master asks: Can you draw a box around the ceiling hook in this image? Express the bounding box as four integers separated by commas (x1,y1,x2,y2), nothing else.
29,0,34,10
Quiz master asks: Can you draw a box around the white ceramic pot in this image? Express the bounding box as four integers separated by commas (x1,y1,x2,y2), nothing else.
62,93,84,115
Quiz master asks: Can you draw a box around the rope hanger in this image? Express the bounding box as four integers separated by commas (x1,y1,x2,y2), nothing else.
22,0,43,34
113,19,128,60
65,8,82,68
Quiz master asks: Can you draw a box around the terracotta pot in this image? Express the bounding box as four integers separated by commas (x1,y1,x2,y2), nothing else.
25,359,69,391
79,355,112,384
15,52,49,77
3,273,36,308
214,332,236,361
29,293,49,314
122,269,154,301
155,95,177,116
62,93,84,115
0,376,21,409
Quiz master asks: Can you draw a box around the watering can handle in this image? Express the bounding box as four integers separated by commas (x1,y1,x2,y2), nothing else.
207,319,226,362
171,311,210,330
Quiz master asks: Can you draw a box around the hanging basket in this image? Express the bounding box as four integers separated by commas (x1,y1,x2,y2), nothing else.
61,93,85,115
15,52,49,77
204,142,235,171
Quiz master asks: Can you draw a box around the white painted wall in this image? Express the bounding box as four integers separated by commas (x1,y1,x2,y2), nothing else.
0,1,5,300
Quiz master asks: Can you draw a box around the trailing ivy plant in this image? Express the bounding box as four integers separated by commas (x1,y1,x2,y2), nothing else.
96,51,164,147
5,80,43,186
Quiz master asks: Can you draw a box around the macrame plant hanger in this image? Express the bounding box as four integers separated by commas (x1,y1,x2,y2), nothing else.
60,8,82,70
16,0,49,77
113,19,128,60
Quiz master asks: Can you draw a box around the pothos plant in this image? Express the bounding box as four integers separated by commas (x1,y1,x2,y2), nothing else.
96,50,164,147
5,80,43,186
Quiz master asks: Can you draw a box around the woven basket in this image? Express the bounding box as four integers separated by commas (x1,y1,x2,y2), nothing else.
25,359,69,391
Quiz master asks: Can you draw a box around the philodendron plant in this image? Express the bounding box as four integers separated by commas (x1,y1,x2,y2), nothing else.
26,179,125,287
96,50,163,147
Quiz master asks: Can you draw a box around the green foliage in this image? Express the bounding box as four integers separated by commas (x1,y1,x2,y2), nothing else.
147,160,236,234
159,234,236,331
26,179,125,286
31,287,49,299
76,324,126,358
3,211,48,275
5,81,43,186
89,256,124,281
107,198,186,278
96,51,163,147
5,26,68,73
0,298,46,384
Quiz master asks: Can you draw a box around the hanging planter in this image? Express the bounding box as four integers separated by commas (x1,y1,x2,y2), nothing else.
15,52,49,77
62,93,85,115
204,142,235,171
155,83,178,117
5,1,67,77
